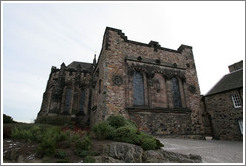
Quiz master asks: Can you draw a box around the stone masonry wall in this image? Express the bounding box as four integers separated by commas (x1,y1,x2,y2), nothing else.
90,49,109,126
204,89,243,140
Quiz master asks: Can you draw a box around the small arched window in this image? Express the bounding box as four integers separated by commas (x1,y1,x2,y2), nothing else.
171,77,182,108
133,71,145,106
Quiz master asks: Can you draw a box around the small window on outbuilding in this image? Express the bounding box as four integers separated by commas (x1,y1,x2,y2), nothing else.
238,119,243,135
232,94,242,108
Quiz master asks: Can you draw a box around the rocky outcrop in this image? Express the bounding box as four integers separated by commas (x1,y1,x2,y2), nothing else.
94,156,123,163
102,142,143,163
93,141,202,163
3,139,202,163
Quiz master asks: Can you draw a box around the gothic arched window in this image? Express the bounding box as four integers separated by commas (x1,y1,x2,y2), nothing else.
171,77,182,108
133,71,145,106
79,89,85,112
64,88,72,112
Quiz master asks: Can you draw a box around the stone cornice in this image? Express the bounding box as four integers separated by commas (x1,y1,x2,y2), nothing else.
126,107,191,113
125,56,186,70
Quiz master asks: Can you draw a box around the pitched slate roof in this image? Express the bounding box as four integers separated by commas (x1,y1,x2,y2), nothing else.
67,61,92,71
206,69,243,96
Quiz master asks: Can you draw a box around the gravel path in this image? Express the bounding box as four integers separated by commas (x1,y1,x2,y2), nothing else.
158,138,243,163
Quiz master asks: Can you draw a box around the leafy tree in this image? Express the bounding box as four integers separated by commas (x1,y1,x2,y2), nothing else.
3,114,15,123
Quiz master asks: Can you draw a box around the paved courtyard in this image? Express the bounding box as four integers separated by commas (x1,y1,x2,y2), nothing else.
158,138,243,163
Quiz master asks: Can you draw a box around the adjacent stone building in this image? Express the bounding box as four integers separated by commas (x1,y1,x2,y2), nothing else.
37,61,95,125
201,61,243,141
37,27,205,138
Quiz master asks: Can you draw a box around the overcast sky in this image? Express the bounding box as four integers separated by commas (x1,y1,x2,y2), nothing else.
2,1,245,123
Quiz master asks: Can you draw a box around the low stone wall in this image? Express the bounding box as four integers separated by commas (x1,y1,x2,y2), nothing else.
128,108,202,138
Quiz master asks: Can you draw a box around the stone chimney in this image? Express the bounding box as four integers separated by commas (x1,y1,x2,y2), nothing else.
228,60,243,73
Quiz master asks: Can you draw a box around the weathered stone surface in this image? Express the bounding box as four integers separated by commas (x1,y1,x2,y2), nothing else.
103,142,143,163
94,155,124,163
202,89,243,141
162,150,202,163
143,149,202,163
4,149,20,161
143,150,166,162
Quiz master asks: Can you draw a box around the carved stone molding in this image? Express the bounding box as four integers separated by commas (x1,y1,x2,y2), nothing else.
127,64,186,81
188,84,196,94
112,75,123,86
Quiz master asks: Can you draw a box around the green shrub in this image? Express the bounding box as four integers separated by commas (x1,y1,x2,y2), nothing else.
75,149,88,158
92,121,114,139
107,115,126,128
71,132,81,142
56,158,70,163
37,136,56,156
76,135,91,151
11,127,33,141
55,150,68,159
125,119,137,128
37,126,67,157
83,156,95,163
112,125,139,144
35,116,71,126
75,149,100,158
141,137,157,150
92,115,164,150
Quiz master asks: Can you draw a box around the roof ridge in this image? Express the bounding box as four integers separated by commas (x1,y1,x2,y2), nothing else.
227,68,243,75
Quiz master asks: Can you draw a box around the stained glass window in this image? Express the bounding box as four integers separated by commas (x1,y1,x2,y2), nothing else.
133,72,144,106
171,77,182,108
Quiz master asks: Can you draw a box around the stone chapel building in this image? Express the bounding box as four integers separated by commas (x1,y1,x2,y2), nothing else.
37,27,205,138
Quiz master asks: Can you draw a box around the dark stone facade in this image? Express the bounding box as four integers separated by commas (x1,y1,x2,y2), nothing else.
37,27,205,138
37,61,94,126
